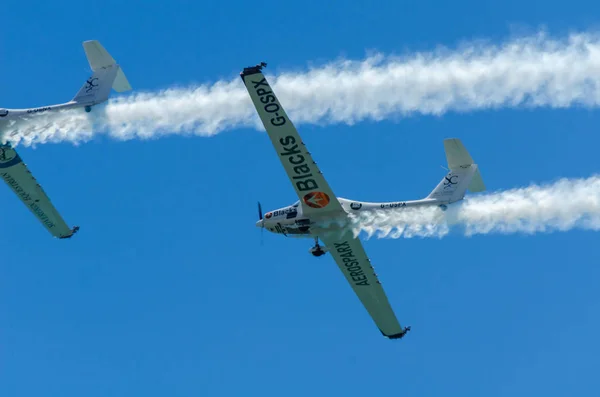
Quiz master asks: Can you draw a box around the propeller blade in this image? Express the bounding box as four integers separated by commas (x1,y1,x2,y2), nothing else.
260,224,264,246
259,202,264,246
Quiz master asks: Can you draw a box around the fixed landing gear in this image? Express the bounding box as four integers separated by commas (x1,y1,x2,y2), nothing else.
309,237,327,257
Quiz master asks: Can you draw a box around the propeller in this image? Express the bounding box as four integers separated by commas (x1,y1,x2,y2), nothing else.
257,201,264,245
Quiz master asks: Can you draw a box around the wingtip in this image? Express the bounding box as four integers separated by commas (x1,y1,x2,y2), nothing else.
240,62,268,81
58,226,80,240
381,326,411,340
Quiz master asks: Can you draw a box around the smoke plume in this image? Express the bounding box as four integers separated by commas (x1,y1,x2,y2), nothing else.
4,31,600,146
345,175,600,239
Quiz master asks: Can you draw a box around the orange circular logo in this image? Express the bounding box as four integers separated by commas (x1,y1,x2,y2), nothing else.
303,191,331,209
265,212,272,219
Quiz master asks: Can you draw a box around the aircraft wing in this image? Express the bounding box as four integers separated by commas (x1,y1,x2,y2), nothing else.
240,63,345,218
0,144,79,239
318,229,410,339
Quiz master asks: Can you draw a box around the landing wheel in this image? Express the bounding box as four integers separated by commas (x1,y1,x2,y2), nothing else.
309,237,326,257
84,105,92,113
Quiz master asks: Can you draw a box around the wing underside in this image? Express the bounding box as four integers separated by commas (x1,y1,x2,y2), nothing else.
240,65,344,218
319,230,410,339
0,145,78,238
241,64,408,339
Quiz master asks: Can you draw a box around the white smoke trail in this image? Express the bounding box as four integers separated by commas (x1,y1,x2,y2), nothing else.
5,30,600,146
346,175,600,239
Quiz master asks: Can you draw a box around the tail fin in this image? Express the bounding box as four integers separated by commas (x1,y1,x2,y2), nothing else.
72,40,131,105
427,138,486,203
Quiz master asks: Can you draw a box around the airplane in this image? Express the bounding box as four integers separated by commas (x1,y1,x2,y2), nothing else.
0,40,132,239
240,62,486,339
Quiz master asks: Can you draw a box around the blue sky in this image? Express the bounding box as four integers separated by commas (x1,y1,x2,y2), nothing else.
1,1,600,396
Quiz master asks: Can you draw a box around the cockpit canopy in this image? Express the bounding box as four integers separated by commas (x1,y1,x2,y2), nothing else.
0,109,8,117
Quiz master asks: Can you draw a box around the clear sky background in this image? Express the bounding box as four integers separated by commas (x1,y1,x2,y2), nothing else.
1,1,600,396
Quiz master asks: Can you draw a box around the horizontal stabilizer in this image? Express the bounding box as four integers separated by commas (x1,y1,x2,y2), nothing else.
468,168,486,192
112,67,131,92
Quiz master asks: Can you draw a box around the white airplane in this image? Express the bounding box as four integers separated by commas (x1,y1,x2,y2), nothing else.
0,40,131,239
240,62,486,339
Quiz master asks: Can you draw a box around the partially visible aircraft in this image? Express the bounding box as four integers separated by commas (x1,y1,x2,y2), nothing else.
0,40,132,239
240,62,486,339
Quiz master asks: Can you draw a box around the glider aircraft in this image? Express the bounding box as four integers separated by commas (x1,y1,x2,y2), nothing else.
240,62,486,339
0,40,131,239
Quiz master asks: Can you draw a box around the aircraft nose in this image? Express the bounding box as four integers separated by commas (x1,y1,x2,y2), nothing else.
256,219,264,228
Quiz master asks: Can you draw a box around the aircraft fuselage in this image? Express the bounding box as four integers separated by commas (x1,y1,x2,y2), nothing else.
0,101,97,122
256,197,449,237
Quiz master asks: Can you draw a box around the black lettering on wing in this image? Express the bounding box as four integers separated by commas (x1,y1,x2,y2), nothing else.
260,94,275,103
271,116,286,126
296,179,317,191
252,78,268,89
264,103,279,113
280,144,300,156
279,136,295,146
289,154,305,165
293,164,310,174
256,88,272,97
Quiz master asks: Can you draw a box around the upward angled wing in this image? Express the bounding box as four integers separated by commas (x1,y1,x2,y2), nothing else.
0,144,79,239
319,229,410,339
240,63,344,218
